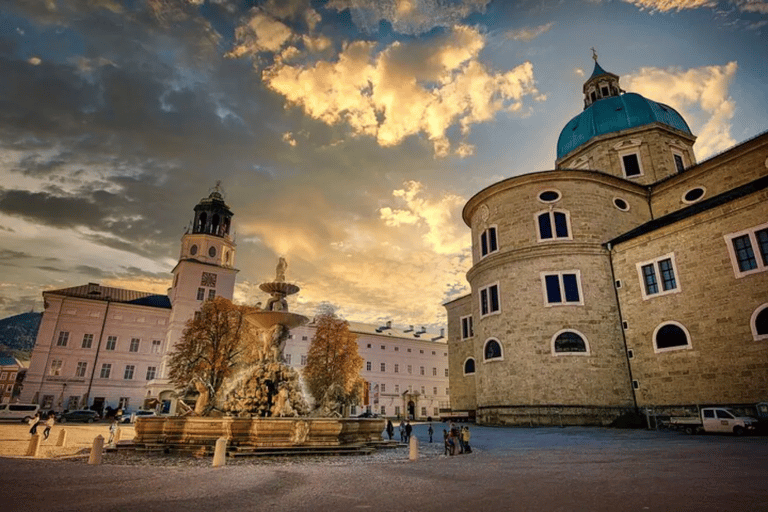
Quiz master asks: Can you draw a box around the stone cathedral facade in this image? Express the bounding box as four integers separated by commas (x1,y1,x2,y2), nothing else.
445,59,768,426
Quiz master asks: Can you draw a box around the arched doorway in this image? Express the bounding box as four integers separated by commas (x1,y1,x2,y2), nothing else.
408,400,415,419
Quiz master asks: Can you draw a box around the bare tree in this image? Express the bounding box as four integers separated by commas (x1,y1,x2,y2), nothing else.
168,297,256,415
303,312,364,412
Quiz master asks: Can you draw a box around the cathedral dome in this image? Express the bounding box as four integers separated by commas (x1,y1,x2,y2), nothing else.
557,93,692,160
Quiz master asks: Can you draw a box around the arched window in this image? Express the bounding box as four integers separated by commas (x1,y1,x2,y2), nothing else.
463,358,476,375
752,304,768,341
484,339,502,361
653,322,691,353
197,212,207,232
537,210,571,241
553,330,589,354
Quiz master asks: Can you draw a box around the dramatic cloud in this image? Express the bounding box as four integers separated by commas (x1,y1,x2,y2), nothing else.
622,0,768,14
325,0,491,34
624,62,738,159
262,25,540,156
505,22,555,42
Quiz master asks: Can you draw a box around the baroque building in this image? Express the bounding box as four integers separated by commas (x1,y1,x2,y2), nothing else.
445,58,768,426
20,187,449,416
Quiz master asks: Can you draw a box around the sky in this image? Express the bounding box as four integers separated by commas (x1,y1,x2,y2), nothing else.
0,0,766,330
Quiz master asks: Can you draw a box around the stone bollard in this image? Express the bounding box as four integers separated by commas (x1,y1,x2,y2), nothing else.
88,435,104,465
26,434,42,457
212,437,227,467
409,435,419,461
56,429,67,447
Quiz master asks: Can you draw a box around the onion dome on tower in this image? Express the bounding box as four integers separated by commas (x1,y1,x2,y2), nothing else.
192,182,233,238
555,51,696,184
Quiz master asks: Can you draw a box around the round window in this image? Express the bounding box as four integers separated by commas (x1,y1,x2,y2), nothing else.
208,246,217,257
189,244,198,256
613,198,629,211
683,187,705,203
538,190,561,203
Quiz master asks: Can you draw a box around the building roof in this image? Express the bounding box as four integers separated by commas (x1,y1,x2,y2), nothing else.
0,356,22,367
43,283,172,309
607,174,768,247
588,60,610,80
557,92,693,159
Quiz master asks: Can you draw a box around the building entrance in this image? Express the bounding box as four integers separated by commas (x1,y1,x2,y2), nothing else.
408,400,415,419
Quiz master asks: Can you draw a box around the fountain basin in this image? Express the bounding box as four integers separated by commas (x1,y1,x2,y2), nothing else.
134,416,385,450
259,282,300,295
245,311,309,330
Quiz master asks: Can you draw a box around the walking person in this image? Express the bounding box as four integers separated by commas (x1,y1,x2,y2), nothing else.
399,420,405,442
386,420,394,440
428,423,434,443
458,426,466,453
462,426,472,454
43,413,55,440
108,420,118,445
405,420,412,443
28,412,41,435
443,429,450,455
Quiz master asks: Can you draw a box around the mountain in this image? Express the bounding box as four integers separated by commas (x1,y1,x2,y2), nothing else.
0,311,42,353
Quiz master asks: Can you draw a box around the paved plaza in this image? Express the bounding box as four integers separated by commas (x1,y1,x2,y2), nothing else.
1,423,767,511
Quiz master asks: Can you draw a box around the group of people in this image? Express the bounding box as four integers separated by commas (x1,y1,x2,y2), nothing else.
443,423,471,455
28,412,56,440
385,419,472,456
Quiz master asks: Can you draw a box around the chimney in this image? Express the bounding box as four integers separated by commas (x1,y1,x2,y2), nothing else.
386,321,392,329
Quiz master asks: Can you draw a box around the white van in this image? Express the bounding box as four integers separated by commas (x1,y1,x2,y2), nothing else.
0,403,40,422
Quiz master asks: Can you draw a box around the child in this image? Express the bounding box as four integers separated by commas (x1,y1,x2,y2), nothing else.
28,412,41,435
108,420,118,445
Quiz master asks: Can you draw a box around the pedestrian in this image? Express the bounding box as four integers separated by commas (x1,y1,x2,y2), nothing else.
443,429,450,455
428,423,434,443
399,420,405,442
386,420,394,440
405,420,412,443
43,413,55,440
462,426,472,454
108,420,118,445
458,426,466,453
28,412,41,435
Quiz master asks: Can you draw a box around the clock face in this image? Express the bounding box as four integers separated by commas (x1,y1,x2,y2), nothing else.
201,272,217,287
190,244,198,256
209,246,217,257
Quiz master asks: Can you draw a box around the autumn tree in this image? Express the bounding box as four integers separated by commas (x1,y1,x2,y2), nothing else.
303,312,364,412
168,297,256,415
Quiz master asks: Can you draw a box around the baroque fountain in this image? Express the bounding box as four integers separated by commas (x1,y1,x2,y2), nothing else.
134,259,384,455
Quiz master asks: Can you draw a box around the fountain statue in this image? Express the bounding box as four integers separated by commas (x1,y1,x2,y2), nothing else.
133,257,385,454
220,257,309,417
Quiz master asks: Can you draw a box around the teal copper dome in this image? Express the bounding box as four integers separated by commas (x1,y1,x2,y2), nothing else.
557,93,693,160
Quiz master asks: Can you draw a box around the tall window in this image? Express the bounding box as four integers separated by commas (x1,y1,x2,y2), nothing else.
208,289,216,300
146,366,157,380
118,397,130,410
394,363,399,373
480,226,498,257
49,359,63,376
621,152,642,177
553,330,588,355
673,152,685,172
197,287,205,300
653,322,691,353
537,211,570,241
408,365,412,374
464,358,476,375
56,331,69,347
432,367,437,376
637,254,680,299
366,361,371,371
75,361,88,378
725,224,768,278
542,271,582,305
461,315,474,339
129,338,140,352
484,339,502,361
420,366,425,375
105,336,117,351
151,339,162,354
284,354,291,365
479,283,500,317
301,355,307,366
381,363,386,372
124,365,135,380
81,333,94,349
100,363,112,379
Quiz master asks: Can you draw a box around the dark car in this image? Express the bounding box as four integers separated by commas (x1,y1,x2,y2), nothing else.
58,410,100,423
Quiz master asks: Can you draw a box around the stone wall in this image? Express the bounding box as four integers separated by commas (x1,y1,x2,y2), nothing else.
444,295,476,413
612,188,768,407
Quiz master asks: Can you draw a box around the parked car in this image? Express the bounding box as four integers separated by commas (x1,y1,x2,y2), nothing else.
669,407,758,435
57,410,100,423
122,410,157,423
0,403,40,422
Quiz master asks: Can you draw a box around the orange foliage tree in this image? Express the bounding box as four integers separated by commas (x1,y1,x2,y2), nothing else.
303,312,364,410
168,297,255,415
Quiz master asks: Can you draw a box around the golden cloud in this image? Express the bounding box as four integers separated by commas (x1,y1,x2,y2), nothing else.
505,22,555,42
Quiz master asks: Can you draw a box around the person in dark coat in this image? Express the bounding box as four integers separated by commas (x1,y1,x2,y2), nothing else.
428,423,434,443
28,413,41,435
386,420,394,440
405,421,413,442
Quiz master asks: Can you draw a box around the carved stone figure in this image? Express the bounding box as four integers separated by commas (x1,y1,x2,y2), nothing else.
275,257,287,282
265,291,288,312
